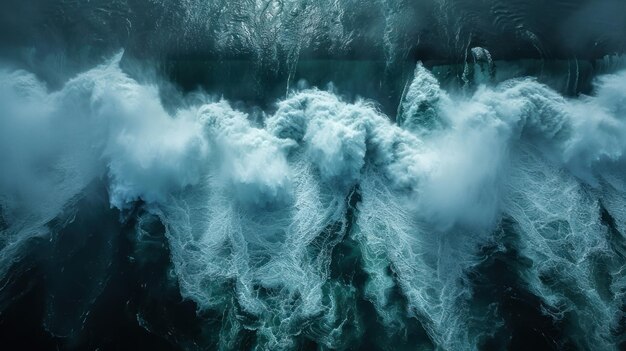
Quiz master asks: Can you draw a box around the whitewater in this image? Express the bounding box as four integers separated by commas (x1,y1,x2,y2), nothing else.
0,51,625,350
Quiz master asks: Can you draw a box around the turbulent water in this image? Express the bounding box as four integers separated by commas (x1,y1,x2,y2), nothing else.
1,1,626,351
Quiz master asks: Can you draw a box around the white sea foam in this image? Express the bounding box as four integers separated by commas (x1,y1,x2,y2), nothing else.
1,57,625,350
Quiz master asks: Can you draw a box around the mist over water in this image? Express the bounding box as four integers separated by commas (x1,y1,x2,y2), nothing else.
1,1,626,351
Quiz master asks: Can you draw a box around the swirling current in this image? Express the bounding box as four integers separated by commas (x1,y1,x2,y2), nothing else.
1,1,626,350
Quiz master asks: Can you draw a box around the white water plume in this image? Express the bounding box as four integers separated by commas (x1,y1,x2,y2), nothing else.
0,55,625,350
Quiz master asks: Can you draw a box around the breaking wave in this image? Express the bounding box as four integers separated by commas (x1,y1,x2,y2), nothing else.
1,51,625,350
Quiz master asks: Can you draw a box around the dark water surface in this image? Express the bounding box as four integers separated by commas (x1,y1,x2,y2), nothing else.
1,1,626,350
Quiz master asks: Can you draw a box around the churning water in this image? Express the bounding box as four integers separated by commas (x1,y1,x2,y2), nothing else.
1,1,626,350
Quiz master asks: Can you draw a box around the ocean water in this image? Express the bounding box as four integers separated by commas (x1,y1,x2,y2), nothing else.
0,1,625,350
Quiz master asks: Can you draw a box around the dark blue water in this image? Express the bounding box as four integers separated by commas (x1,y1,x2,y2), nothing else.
1,1,626,350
